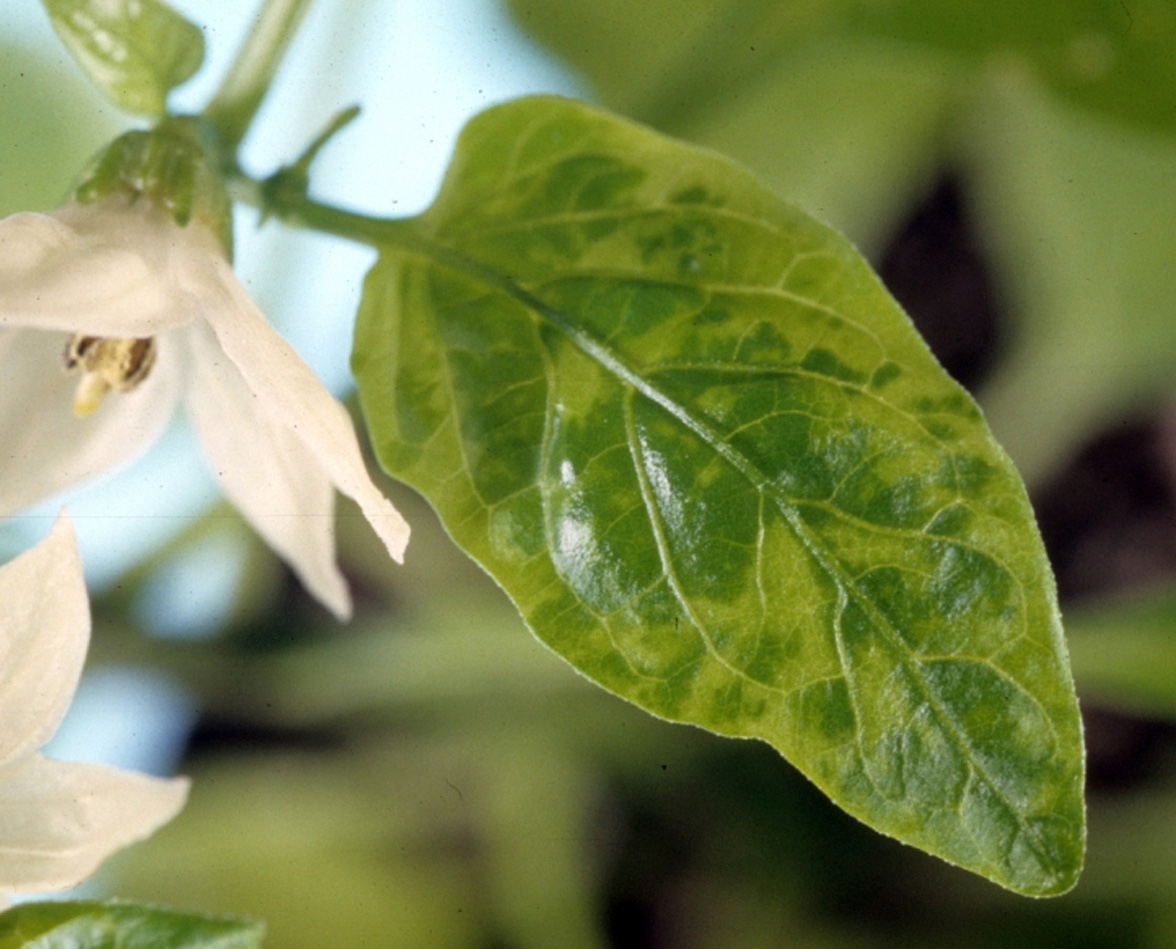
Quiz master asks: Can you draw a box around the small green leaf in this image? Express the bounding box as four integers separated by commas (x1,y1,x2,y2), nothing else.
0,900,264,949
354,95,1085,895
42,0,205,116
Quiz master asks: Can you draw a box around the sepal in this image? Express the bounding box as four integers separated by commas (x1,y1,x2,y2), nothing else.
73,120,233,257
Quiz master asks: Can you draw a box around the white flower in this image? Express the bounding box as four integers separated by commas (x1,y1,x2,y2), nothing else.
0,511,187,896
0,197,409,618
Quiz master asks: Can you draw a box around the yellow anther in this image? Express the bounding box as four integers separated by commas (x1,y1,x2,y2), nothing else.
62,334,157,418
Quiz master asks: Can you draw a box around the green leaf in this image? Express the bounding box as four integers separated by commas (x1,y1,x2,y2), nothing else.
511,0,1176,483
42,0,205,116
353,95,1085,896
0,900,264,949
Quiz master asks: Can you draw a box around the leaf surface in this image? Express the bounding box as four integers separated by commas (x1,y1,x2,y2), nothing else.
42,0,205,116
0,900,264,949
354,95,1085,895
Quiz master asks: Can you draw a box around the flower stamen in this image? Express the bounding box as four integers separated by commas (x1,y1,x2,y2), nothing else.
62,334,157,417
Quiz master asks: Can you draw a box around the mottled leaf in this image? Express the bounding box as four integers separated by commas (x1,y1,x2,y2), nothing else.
42,0,205,116
516,0,1176,482
353,96,1085,895
0,900,264,949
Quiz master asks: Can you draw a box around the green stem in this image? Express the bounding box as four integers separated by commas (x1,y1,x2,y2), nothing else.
236,171,536,313
231,169,425,249
234,169,552,323
204,0,316,152
284,193,417,245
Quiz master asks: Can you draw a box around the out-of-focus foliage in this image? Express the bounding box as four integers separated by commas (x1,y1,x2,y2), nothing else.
1066,587,1176,717
0,43,119,217
960,77,1176,483
110,544,629,949
508,0,1176,132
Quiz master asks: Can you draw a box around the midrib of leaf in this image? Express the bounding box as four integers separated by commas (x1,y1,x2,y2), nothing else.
395,227,1058,875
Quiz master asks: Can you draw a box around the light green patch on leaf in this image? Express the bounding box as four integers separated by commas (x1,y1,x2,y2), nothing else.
0,900,264,949
354,96,1085,896
42,0,205,117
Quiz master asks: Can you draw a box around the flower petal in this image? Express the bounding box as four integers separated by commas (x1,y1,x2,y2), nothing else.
0,327,181,518
181,321,352,617
180,251,409,565
0,512,88,768
0,754,188,894
0,203,204,337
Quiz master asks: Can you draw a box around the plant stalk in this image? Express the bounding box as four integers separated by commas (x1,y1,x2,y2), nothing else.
204,0,316,152
230,170,422,249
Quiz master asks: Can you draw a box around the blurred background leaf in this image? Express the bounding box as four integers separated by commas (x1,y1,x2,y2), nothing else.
1066,586,1176,718
508,0,1176,133
0,42,120,216
959,71,1176,484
